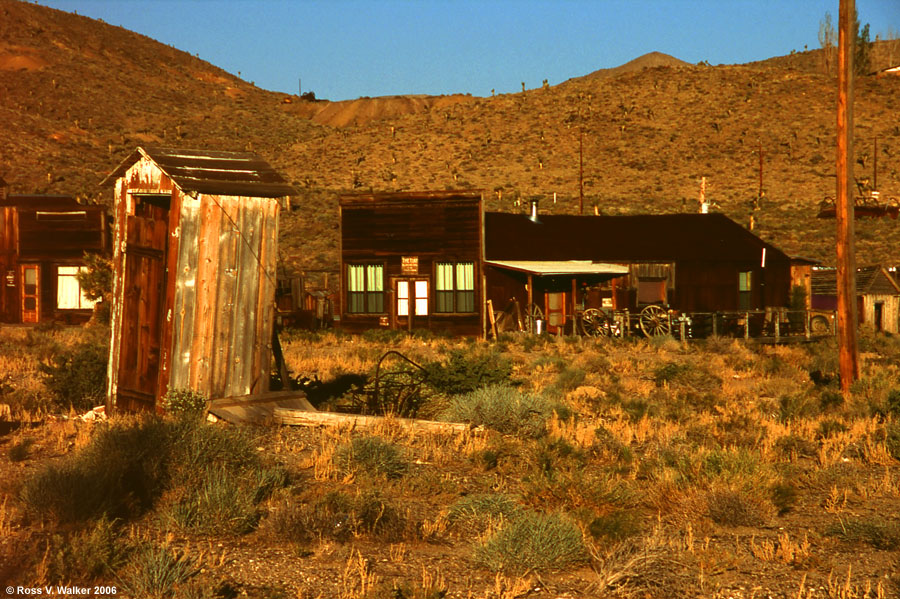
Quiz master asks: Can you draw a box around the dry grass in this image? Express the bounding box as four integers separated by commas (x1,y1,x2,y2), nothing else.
4,327,900,596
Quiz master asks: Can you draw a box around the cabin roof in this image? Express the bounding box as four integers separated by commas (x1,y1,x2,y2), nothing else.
340,189,482,206
484,212,790,263
0,194,86,209
484,260,629,276
101,147,297,198
811,266,900,296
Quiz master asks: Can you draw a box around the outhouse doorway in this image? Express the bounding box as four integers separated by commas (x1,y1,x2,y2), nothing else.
115,193,170,412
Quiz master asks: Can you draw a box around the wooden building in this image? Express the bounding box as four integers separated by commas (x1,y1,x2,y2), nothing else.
0,179,108,324
339,191,483,336
811,266,900,333
102,147,295,413
484,210,792,329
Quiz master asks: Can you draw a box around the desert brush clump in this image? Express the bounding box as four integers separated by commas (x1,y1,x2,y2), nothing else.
38,335,109,411
334,435,409,479
440,385,553,437
20,416,285,533
473,510,587,573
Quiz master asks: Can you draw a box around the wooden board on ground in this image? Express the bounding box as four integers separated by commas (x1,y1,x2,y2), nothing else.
208,391,315,425
274,408,470,433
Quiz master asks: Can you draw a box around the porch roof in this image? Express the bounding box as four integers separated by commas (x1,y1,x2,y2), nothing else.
485,260,629,276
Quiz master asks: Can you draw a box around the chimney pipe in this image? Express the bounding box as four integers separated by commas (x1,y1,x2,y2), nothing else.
529,199,539,221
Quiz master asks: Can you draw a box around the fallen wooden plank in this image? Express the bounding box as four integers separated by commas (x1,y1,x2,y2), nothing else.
209,390,315,425
274,408,470,433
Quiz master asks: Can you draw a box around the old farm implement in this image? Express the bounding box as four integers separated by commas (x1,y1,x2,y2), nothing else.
817,192,900,219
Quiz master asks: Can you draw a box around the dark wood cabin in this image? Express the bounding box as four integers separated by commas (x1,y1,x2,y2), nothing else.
102,147,295,413
339,191,483,336
811,266,900,333
0,181,108,324
484,210,792,332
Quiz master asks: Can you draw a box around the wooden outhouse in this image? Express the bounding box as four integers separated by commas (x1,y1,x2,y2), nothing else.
811,265,900,333
339,191,484,336
102,147,295,413
0,180,108,324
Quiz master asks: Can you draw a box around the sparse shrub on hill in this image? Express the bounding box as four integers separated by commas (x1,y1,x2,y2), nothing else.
474,511,587,573
423,349,512,395
39,337,109,411
334,435,409,479
440,385,552,438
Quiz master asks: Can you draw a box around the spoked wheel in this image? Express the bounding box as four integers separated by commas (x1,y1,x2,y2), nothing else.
525,304,545,334
580,308,617,337
810,315,830,334
639,305,671,337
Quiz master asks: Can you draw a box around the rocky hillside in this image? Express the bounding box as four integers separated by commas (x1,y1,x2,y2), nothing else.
3,0,900,278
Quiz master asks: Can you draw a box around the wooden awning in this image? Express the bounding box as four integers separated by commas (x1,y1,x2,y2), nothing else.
485,260,628,276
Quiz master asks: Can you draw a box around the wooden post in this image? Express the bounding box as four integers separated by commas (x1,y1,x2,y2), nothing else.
579,129,584,215
514,298,525,332
571,277,578,335
805,310,811,340
487,299,498,340
526,274,534,332
774,310,780,342
744,312,750,340
712,312,718,337
836,0,860,392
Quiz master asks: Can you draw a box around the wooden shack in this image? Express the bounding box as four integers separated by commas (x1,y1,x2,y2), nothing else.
339,191,484,336
0,180,108,324
811,266,900,333
102,147,295,413
484,210,793,329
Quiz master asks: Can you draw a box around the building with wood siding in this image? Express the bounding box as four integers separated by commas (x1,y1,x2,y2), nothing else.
338,193,793,336
339,191,484,336
102,147,295,413
484,209,792,333
0,179,108,324
811,266,900,333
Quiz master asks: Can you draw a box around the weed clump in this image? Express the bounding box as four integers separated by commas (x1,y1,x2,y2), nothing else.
423,349,512,395
440,385,552,437
706,489,774,527
474,511,587,573
334,435,409,478
447,494,522,535
161,388,207,419
39,339,109,411
825,518,900,550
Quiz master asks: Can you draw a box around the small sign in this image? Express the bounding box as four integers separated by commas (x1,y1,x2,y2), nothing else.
379,315,390,327
601,297,613,308
5,270,14,287
401,256,418,275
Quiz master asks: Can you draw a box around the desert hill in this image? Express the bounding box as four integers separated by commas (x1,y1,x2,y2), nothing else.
3,0,900,278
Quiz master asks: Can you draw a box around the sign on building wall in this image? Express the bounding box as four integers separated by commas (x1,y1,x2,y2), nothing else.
401,256,419,275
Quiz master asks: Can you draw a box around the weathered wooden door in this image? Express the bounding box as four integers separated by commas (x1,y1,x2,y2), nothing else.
116,196,169,411
20,264,39,323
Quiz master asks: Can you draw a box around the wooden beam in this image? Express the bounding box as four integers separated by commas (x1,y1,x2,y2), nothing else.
274,408,471,434
836,0,860,392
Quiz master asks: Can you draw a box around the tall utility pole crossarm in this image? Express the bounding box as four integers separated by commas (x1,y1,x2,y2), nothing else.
836,0,860,392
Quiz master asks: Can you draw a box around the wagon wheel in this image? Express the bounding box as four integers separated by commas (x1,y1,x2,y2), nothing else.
580,308,610,337
639,305,671,337
525,303,545,334
810,315,830,334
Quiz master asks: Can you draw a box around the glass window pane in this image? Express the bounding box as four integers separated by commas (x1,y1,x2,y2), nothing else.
398,298,409,316
415,280,428,298
456,262,474,290
367,292,383,313
367,264,383,292
457,291,475,313
348,265,364,292
436,263,453,291
397,281,409,299
436,291,453,312
415,298,428,315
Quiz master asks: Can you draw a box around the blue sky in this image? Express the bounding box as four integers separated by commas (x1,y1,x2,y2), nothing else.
38,0,900,101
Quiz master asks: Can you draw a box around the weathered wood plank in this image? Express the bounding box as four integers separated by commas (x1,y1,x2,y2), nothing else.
274,408,471,433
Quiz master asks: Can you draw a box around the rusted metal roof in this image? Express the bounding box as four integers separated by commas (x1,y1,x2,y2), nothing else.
0,194,84,208
340,189,483,206
485,260,629,276
812,266,900,296
485,212,790,264
101,147,297,198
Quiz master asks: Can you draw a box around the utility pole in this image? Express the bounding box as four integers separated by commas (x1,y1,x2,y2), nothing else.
579,128,584,215
836,0,860,393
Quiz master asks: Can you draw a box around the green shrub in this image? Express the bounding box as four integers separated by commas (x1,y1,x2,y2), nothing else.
161,388,207,418
447,494,521,535
39,340,109,410
7,437,33,462
423,350,512,395
474,511,587,573
440,385,551,438
334,436,408,478
166,466,266,535
588,509,642,542
122,543,198,599
706,489,773,527
47,517,130,583
825,518,900,550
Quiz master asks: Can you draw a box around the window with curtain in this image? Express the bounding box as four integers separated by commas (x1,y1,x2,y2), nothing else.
435,262,475,313
738,270,752,310
57,266,97,310
347,264,384,313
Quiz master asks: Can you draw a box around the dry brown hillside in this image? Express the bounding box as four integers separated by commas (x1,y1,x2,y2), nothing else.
2,0,900,278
